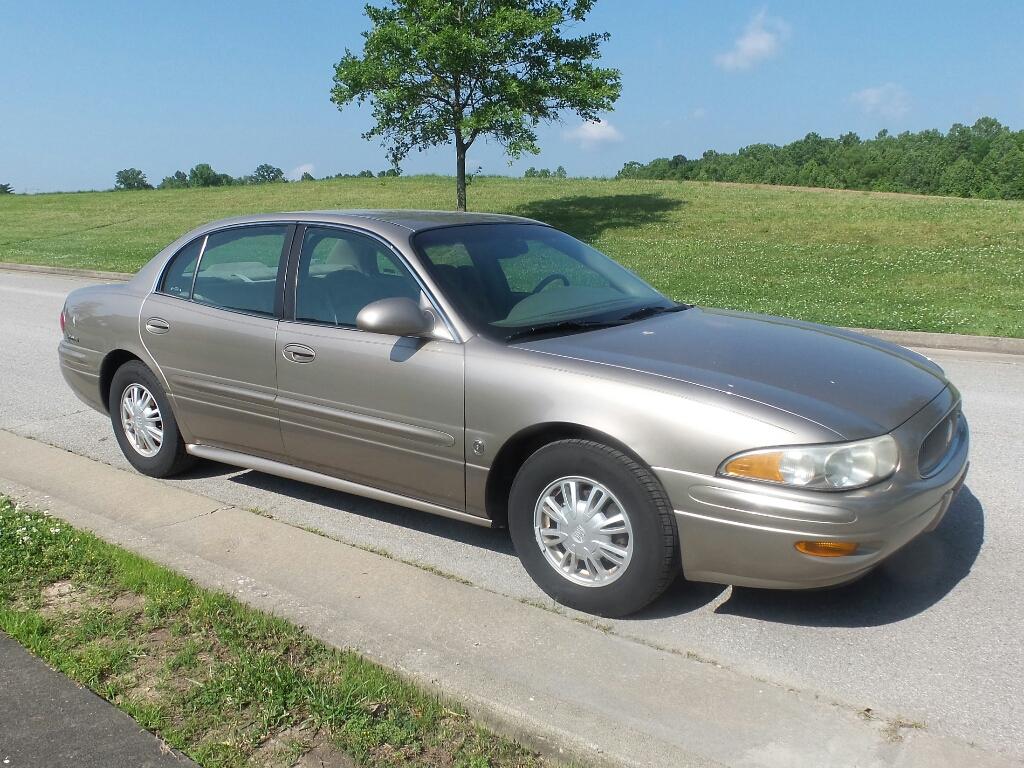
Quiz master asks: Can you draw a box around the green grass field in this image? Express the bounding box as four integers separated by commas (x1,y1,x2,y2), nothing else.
1,176,1022,336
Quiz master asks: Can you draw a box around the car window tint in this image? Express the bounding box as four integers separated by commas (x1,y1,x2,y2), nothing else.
160,238,203,299
192,226,288,316
296,228,420,327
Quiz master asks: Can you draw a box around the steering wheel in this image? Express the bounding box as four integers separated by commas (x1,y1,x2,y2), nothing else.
531,273,570,294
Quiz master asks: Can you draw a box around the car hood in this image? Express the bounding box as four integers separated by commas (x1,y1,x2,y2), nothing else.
518,307,948,439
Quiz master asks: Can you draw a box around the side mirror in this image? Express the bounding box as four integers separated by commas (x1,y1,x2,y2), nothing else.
356,297,434,337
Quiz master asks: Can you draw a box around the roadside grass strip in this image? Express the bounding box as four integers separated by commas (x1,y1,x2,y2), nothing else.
0,496,547,768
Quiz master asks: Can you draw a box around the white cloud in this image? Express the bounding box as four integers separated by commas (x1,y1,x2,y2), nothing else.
692,107,708,120
715,10,790,71
563,119,624,149
289,163,316,180
850,83,910,119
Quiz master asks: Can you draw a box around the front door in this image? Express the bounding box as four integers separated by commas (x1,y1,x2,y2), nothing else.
140,224,292,457
275,225,466,510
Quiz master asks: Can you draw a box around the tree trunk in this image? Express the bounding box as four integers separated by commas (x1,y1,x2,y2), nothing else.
455,137,468,212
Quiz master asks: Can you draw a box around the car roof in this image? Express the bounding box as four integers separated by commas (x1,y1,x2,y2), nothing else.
198,209,543,234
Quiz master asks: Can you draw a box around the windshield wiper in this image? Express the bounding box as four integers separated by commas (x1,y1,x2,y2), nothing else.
504,319,625,343
616,303,692,323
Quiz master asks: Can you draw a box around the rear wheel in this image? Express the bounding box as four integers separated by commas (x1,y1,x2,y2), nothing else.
109,360,194,477
509,439,679,617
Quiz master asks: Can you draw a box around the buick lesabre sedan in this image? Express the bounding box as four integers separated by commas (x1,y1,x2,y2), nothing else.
59,211,969,616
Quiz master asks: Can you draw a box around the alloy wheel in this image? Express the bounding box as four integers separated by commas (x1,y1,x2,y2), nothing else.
533,476,634,587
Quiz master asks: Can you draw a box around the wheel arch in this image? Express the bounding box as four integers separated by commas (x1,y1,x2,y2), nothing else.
99,349,143,413
484,421,657,527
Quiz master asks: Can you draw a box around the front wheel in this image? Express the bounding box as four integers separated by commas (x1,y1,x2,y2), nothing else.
509,440,679,617
109,360,194,478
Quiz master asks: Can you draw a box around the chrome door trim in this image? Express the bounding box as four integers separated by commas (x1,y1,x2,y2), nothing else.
144,317,170,334
185,443,492,527
282,343,317,363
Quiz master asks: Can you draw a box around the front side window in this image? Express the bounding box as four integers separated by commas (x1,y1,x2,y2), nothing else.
295,228,420,327
192,225,289,316
413,224,674,341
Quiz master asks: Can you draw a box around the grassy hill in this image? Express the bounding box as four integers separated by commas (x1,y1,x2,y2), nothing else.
1,176,1021,337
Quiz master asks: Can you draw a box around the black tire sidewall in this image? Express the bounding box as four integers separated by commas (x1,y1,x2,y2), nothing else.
109,361,188,477
509,440,677,617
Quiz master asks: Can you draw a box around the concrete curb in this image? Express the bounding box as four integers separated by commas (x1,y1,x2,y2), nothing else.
0,430,1016,768
2,261,1022,355
850,327,1024,356
0,262,133,282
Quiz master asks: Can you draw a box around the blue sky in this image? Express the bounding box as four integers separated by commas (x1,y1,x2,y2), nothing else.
2,0,1022,192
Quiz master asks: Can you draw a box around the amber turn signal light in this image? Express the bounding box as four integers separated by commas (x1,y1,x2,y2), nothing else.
794,540,859,558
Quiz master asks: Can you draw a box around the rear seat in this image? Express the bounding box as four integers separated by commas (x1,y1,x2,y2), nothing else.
193,275,276,315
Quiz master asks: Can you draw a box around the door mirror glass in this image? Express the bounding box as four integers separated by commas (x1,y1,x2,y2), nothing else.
356,297,433,337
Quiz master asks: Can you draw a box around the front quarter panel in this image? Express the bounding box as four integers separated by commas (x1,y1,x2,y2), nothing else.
465,337,837,515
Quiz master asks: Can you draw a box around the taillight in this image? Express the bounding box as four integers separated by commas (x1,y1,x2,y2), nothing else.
60,307,66,334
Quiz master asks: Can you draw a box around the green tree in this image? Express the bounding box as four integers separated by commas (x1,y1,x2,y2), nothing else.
615,117,1024,200
187,163,231,188
300,171,316,181
159,171,188,189
114,168,152,190
252,164,286,183
331,0,620,210
0,183,13,194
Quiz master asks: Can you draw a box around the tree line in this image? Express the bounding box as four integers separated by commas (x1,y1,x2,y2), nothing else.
113,164,400,191
617,117,1024,200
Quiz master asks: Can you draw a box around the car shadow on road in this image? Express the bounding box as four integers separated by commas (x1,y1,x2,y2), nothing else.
711,486,985,627
512,193,684,242
226,469,516,556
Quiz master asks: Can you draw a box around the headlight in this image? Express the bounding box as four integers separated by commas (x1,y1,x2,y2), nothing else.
718,435,899,491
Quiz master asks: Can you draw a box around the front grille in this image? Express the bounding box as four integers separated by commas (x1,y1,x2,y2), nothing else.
919,407,961,477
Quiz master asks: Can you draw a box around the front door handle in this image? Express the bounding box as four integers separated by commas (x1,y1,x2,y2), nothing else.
145,317,170,334
283,343,316,363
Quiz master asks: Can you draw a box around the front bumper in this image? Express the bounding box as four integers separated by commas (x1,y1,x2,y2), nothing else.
655,389,970,589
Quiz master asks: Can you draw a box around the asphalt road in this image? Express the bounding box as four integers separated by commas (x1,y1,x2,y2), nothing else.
2,269,1021,759
0,632,195,767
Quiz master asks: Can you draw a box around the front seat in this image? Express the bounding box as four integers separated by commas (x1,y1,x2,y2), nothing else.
324,239,367,273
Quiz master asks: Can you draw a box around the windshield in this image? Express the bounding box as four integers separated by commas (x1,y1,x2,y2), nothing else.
412,223,677,341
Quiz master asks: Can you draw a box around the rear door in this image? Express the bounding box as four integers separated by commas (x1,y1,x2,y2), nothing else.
140,224,293,457
275,225,466,510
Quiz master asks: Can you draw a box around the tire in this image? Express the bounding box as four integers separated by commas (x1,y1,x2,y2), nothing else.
508,439,679,617
109,360,194,478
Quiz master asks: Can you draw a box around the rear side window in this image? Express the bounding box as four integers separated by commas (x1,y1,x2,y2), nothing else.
160,238,203,298
192,226,289,316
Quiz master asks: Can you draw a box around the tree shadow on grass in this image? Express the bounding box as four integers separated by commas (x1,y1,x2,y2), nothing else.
512,193,685,242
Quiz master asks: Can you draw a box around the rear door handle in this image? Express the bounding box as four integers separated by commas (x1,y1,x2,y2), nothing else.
283,343,316,363
145,317,170,334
